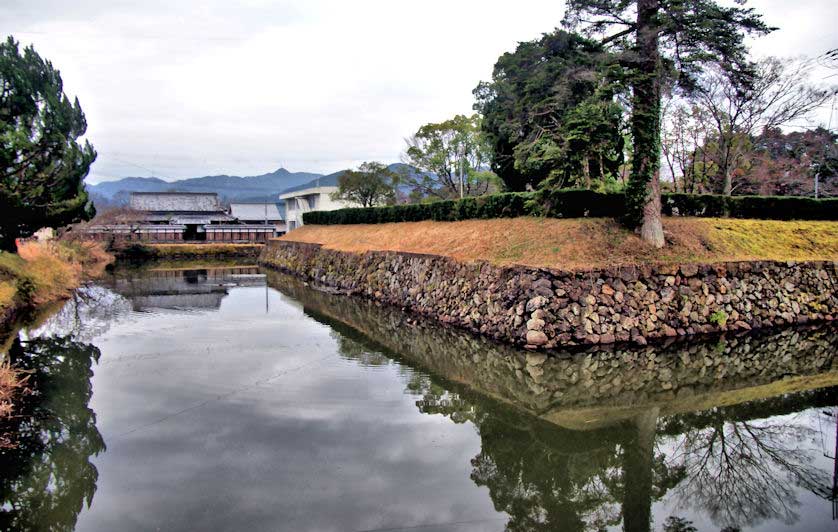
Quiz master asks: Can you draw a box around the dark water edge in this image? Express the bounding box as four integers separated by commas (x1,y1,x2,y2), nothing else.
1,261,837,532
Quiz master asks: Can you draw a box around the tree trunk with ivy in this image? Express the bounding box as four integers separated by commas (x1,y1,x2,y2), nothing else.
625,0,665,248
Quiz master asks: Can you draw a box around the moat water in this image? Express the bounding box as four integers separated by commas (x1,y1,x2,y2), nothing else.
1,262,837,532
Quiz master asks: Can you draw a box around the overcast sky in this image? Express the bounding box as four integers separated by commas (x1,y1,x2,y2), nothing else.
3,0,837,183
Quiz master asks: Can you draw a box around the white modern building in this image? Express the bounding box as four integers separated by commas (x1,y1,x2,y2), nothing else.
279,174,356,230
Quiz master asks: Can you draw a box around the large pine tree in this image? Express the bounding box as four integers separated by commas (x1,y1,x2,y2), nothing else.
0,36,96,251
563,0,773,247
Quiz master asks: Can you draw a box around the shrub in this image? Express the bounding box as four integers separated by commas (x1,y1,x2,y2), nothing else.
727,195,838,220
302,191,838,225
533,189,625,218
662,193,729,217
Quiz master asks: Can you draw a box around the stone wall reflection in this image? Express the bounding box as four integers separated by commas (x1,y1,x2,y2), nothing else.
267,271,838,424
267,270,838,531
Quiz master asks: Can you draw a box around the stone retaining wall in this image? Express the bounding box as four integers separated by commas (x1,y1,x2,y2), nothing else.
260,240,837,348
267,270,838,427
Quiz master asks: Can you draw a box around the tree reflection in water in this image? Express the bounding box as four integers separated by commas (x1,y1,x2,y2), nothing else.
332,332,673,531
661,392,837,530
0,335,105,531
326,311,837,532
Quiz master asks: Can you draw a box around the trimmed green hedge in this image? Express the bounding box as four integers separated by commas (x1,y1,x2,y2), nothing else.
302,190,838,225
303,192,533,225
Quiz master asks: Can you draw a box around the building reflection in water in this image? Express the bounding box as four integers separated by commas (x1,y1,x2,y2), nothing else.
0,263,268,529
102,263,266,312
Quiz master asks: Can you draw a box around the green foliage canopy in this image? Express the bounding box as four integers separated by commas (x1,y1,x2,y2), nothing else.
562,0,774,246
402,114,497,199
0,36,96,251
331,161,398,208
474,30,625,192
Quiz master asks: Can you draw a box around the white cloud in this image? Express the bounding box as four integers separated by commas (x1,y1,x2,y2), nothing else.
2,0,835,183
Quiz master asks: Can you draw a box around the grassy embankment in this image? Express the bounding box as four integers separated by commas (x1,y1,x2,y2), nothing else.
279,217,838,269
0,240,112,432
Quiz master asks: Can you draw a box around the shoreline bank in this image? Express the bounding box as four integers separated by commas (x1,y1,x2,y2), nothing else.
0,240,113,332
0,239,113,437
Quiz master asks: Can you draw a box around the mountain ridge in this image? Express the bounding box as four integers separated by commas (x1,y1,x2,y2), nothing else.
87,167,325,207
87,163,436,209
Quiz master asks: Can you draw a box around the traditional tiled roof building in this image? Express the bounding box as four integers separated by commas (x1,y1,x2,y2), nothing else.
88,192,285,243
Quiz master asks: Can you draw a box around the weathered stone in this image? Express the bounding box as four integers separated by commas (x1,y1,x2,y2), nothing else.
526,365,544,379
680,264,699,277
535,286,554,297
526,296,549,312
533,278,552,290
614,291,624,303
526,353,548,366
526,330,548,346
527,318,545,331
632,334,648,346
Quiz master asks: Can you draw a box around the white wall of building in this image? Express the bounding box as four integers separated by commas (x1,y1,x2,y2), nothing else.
280,186,356,230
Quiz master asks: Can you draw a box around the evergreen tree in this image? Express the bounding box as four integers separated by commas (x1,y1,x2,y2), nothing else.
474,30,625,192
0,36,96,251
563,1,773,247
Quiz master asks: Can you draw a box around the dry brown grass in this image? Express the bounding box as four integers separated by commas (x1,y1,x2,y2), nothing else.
17,241,81,304
0,361,26,430
280,217,838,269
0,282,15,313
0,239,113,315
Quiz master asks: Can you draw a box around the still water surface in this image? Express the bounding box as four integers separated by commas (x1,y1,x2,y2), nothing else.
1,263,837,532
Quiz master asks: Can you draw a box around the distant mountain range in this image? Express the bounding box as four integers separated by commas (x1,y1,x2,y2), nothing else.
87,164,431,209
87,167,324,207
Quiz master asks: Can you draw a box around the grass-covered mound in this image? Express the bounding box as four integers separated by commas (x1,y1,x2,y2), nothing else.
280,217,838,270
